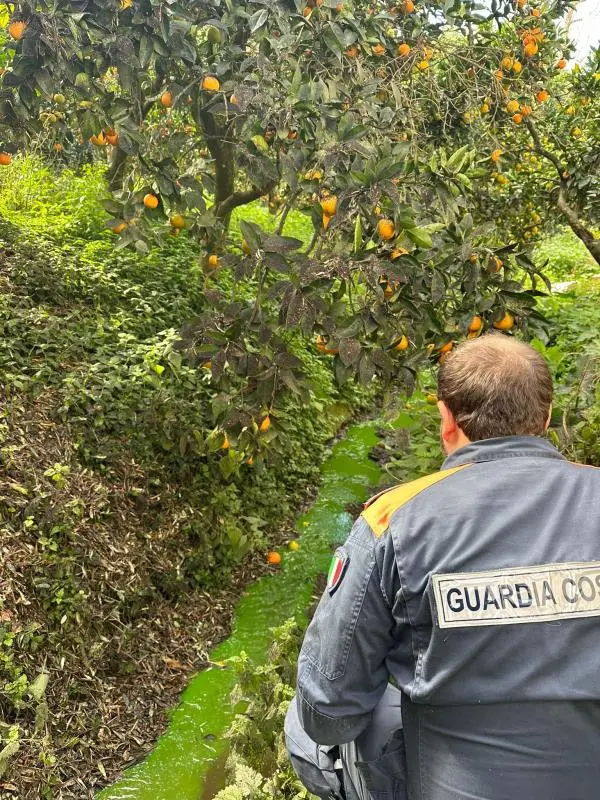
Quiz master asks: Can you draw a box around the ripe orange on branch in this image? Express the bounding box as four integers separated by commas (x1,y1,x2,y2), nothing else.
506,99,520,113
201,76,220,92
143,193,159,209
372,43,386,56
161,91,173,107
377,218,395,240
398,43,411,56
523,40,538,57
259,415,271,433
468,315,483,333
8,20,27,40
493,312,514,330
395,335,409,352
0,153,12,165
170,214,186,229
320,196,337,216
535,89,549,103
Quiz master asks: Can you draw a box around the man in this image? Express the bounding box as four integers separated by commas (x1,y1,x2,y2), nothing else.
289,333,600,800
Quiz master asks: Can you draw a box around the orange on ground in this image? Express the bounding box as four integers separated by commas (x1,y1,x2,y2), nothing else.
201,76,220,92
143,193,159,209
207,254,219,269
493,312,514,330
320,196,337,216
398,43,411,57
8,20,27,40
0,153,12,166
395,335,409,352
468,315,483,333
267,551,282,565
259,415,271,433
170,214,186,229
289,540,300,551
377,218,395,240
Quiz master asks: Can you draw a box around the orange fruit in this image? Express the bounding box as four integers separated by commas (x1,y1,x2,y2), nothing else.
372,43,386,56
267,551,281,565
501,56,514,70
565,105,576,115
320,195,337,216
506,99,520,113
572,127,582,138
531,7,541,16
469,253,479,263
221,434,230,450
480,102,490,113
105,129,119,146
322,213,332,231
513,113,523,124
377,218,395,240
491,149,503,162
143,193,159,209
345,45,358,57
0,153,12,166
495,68,504,80
161,91,173,108
468,315,483,333
303,6,312,16
402,0,415,12
229,94,238,105
201,76,220,92
259,415,271,432
417,59,429,71
288,540,300,551
535,89,549,103
557,58,567,69
287,129,298,140
170,214,186,229
54,142,63,152
8,20,27,40
520,104,533,116
439,341,453,354
524,40,538,57
207,254,219,269
395,335,409,351
111,222,128,234
90,132,106,147
493,312,514,330
512,60,523,73
398,43,411,57
492,256,503,271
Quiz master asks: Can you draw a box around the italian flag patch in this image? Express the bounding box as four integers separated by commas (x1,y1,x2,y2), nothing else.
327,549,349,596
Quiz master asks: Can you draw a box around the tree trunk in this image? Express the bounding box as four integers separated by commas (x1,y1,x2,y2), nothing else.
557,189,600,267
107,147,128,191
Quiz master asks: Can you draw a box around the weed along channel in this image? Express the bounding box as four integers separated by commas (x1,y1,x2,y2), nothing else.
99,423,382,800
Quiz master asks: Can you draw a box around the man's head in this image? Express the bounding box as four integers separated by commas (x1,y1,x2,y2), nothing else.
437,333,553,455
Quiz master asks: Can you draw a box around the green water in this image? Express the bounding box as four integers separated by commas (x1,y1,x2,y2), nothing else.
99,422,383,800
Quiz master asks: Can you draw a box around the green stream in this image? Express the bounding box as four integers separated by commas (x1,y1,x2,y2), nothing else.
99,422,383,800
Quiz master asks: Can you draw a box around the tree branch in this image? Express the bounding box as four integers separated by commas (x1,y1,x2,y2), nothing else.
525,118,565,179
216,183,277,219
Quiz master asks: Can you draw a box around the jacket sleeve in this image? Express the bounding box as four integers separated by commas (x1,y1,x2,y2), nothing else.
296,515,399,745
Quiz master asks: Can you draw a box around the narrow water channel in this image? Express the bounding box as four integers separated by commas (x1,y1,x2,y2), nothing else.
99,421,383,800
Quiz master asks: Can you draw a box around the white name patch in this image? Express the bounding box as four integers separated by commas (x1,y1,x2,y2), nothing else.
433,561,600,629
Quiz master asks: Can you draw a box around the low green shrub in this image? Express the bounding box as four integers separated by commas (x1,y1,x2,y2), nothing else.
533,228,598,282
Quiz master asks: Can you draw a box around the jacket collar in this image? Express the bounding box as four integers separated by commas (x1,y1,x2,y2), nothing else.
442,436,566,470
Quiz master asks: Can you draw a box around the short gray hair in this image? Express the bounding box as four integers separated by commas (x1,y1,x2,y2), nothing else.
437,334,553,441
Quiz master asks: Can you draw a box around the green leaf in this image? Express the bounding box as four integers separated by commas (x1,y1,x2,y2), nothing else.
406,228,433,249
28,672,49,702
139,34,154,68
353,214,362,254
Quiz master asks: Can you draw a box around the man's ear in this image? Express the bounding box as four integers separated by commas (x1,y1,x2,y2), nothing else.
437,400,457,441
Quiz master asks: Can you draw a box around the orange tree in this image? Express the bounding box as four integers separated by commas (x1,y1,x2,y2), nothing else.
422,7,600,264
0,0,559,464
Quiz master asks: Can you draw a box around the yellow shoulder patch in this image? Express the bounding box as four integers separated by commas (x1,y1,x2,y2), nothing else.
361,464,470,538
